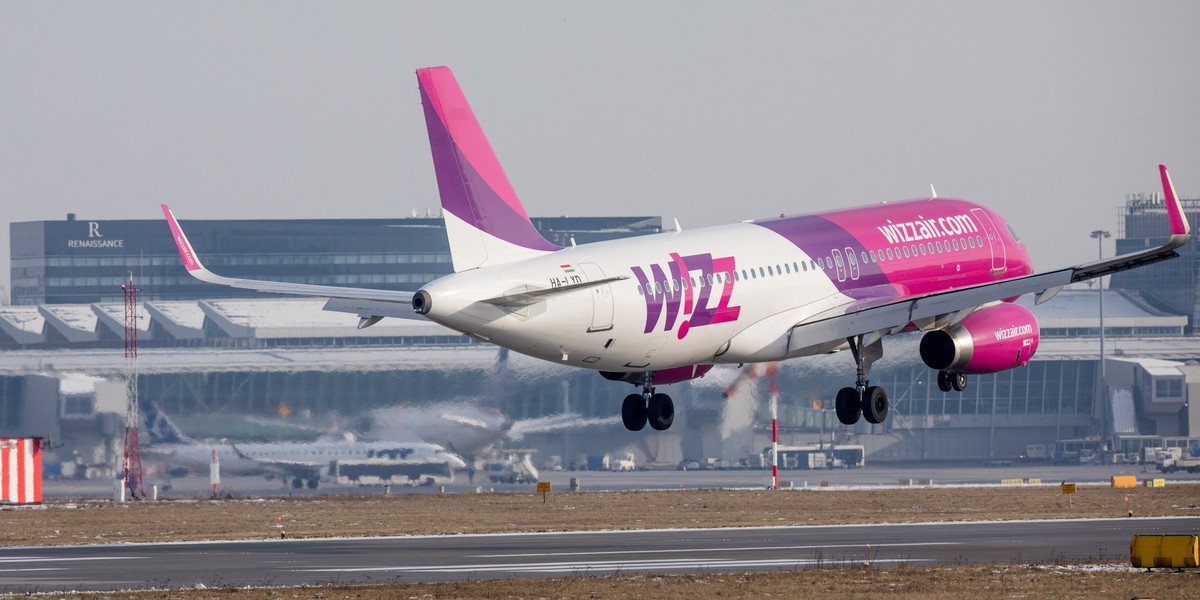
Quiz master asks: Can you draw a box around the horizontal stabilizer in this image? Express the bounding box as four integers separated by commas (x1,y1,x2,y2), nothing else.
163,204,414,305
479,276,627,308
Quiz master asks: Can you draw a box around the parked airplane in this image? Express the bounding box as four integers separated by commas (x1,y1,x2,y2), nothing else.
163,66,1191,434
143,403,466,488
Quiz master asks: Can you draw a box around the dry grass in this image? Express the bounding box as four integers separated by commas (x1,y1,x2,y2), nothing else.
13,566,1199,600
3,484,1198,546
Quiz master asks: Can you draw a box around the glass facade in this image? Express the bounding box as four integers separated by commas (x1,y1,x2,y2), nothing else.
10,215,661,305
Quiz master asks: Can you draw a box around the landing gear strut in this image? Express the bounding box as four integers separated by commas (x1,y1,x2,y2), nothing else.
835,335,889,426
621,373,674,432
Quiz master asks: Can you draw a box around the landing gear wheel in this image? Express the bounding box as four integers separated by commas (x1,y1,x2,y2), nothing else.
937,370,953,392
622,393,647,431
862,386,889,424
952,372,968,392
306,478,318,489
647,393,675,431
835,387,861,425
291,478,303,489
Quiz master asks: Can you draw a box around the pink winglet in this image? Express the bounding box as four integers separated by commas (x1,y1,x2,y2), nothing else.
1160,165,1189,236
161,204,204,272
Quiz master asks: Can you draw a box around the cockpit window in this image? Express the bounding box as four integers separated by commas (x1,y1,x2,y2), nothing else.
1006,222,1022,242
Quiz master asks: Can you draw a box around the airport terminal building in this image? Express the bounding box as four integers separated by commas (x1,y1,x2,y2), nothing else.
4,202,1199,475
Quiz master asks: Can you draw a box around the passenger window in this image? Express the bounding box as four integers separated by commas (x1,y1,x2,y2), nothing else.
767,266,774,276
919,245,926,256
861,252,868,264
936,241,943,253
742,269,748,280
655,282,662,294
784,263,791,274
707,274,714,285
792,262,799,272
759,267,766,278
968,237,975,249
637,286,643,296
817,258,824,269
903,247,910,258
869,250,877,262
834,255,843,268
977,235,984,247
801,261,808,272
751,269,757,279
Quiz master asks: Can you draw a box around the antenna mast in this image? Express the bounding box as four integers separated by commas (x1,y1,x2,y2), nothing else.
122,274,145,499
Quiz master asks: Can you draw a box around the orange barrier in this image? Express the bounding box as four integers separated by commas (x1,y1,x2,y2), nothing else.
1111,475,1138,488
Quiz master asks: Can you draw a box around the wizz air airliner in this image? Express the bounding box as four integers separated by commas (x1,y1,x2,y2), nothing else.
164,66,1191,433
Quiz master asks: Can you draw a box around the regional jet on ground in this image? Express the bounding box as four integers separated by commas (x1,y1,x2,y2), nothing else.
163,66,1191,433
144,404,466,488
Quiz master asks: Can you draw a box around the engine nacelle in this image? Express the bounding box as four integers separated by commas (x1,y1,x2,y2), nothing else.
600,364,713,386
919,303,1039,375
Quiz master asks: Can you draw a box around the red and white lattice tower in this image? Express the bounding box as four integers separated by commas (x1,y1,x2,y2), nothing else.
122,275,145,499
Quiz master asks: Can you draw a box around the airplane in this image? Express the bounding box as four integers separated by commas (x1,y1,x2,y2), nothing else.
359,349,619,463
162,66,1191,434
143,403,467,488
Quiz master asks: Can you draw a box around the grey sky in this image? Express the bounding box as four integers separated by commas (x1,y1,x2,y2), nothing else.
2,2,1198,297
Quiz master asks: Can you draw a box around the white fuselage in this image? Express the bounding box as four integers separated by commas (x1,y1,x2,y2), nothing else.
420,222,847,373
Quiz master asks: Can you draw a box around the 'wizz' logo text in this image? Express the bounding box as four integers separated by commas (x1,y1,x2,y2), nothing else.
631,252,741,339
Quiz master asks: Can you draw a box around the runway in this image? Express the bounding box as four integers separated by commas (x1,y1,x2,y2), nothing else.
2,517,1195,592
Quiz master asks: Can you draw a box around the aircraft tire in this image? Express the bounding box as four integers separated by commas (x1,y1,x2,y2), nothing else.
952,372,968,392
622,393,648,431
306,479,318,489
291,478,303,489
647,393,674,431
862,386,889,424
937,370,954,392
835,387,861,425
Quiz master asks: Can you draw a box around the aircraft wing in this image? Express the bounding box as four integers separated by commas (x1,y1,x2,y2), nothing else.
789,165,1190,350
162,205,416,321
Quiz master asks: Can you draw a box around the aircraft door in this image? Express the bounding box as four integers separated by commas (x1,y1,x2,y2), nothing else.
831,249,847,282
579,262,614,332
844,247,860,280
970,208,1008,274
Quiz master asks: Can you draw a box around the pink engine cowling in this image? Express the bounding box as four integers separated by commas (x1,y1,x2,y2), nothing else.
919,302,1040,375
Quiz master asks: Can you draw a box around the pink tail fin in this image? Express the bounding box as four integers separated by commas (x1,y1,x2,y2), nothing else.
418,67,558,271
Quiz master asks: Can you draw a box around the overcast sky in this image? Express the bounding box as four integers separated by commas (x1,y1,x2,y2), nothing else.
2,2,1198,297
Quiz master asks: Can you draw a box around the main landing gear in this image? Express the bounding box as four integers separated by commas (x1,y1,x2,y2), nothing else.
834,336,890,426
622,373,674,432
936,370,968,392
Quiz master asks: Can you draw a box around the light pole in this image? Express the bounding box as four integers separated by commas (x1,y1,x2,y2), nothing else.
1090,230,1110,441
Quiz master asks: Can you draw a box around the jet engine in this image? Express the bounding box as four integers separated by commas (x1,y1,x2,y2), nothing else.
919,302,1039,375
